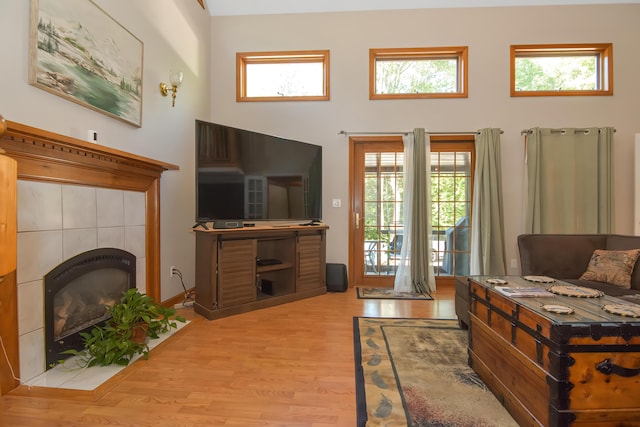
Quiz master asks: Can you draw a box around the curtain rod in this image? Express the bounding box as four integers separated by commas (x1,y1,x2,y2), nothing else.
338,130,503,136
520,127,616,135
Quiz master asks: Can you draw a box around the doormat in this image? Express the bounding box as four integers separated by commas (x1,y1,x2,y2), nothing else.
356,287,433,300
353,317,517,426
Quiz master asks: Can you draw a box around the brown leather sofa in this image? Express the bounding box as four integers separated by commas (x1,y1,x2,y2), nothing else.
518,234,640,299
455,234,640,328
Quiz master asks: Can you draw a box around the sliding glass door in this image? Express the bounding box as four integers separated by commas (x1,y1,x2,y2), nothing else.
349,135,475,287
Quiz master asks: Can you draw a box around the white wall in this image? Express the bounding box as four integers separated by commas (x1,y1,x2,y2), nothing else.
210,4,640,273
0,0,210,301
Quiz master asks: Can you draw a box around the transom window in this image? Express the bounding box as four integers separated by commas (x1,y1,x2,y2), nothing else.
511,43,613,97
236,50,330,102
369,47,468,99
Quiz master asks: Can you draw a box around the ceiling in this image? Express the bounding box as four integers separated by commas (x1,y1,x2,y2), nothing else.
204,0,639,16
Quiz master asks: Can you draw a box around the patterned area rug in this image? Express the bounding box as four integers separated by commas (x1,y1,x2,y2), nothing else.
356,287,433,300
353,318,518,427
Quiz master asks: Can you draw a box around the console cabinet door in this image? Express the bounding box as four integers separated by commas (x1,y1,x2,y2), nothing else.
218,239,257,308
195,232,217,311
297,233,325,291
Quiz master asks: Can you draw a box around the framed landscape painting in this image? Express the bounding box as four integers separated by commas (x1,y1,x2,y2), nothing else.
29,0,144,127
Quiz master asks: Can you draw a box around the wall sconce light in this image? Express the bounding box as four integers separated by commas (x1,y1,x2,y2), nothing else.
159,70,184,107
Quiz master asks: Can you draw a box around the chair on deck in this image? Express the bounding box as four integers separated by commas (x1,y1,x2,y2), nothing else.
441,216,470,276
364,241,379,272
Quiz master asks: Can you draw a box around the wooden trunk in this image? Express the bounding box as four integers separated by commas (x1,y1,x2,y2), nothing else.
468,276,640,427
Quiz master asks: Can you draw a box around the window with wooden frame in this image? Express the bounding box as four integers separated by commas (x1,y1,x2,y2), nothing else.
511,43,613,97
369,47,468,100
236,50,330,102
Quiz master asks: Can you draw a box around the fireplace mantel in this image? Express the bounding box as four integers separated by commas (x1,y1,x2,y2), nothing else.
0,118,178,395
0,119,178,298
1,120,178,189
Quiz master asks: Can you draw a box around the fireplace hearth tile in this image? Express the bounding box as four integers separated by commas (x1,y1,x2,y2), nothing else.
19,328,45,382
17,230,62,283
17,180,63,232
124,225,145,258
96,188,125,227
62,228,98,260
17,279,44,335
124,191,145,226
26,321,189,391
62,185,97,229
97,227,125,249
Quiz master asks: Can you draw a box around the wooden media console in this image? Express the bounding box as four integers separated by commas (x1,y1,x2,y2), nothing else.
194,225,327,320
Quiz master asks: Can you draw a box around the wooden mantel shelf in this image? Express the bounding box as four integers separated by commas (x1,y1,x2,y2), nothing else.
0,120,178,188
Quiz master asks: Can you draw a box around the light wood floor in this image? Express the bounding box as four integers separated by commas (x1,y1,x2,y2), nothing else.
1,285,457,427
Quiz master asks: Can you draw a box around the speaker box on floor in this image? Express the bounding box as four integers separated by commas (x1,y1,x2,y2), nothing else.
326,263,348,292
260,279,274,295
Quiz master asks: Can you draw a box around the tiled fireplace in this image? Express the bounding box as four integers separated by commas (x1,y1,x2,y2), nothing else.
0,119,177,394
16,181,146,380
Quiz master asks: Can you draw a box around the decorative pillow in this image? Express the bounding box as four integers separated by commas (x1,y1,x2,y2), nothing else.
580,249,640,288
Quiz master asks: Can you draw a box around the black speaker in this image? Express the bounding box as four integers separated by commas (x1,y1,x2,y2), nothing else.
259,279,274,295
326,263,348,292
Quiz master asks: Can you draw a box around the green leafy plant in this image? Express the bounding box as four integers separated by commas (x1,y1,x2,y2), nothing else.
62,288,186,367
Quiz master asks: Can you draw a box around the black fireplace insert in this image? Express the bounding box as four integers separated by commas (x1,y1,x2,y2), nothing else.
44,248,136,368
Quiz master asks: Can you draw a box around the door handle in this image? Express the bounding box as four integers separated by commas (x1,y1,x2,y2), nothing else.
355,212,360,229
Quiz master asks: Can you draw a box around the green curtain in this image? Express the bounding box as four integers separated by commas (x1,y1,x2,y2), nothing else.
524,127,614,233
470,128,506,275
394,128,436,294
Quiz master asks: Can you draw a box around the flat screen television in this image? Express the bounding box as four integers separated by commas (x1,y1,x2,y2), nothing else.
196,120,322,223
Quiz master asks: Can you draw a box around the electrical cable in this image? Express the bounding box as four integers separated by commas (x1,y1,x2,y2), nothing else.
171,268,194,305
0,335,22,383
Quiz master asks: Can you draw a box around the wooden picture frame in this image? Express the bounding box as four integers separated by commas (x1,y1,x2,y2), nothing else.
29,0,144,127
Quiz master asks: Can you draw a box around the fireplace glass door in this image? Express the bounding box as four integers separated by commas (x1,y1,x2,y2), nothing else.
44,248,136,368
